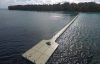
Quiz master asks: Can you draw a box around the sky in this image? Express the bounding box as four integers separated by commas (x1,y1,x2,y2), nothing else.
0,0,100,8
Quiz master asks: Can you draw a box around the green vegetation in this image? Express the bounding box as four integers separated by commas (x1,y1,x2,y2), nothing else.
8,2,100,12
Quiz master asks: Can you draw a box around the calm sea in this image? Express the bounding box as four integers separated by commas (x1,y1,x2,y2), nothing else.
0,10,100,64
0,10,76,64
48,13,100,64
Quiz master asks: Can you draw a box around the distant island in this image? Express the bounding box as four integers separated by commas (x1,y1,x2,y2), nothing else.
8,2,100,12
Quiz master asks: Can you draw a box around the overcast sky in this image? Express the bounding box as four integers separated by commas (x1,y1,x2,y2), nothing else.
0,0,100,8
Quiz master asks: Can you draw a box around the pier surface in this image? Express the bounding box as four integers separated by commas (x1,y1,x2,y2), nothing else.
22,15,78,64
23,40,58,64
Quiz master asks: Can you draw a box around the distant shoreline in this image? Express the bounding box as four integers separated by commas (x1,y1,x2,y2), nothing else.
8,2,100,12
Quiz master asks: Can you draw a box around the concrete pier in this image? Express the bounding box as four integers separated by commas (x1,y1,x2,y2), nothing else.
22,15,78,64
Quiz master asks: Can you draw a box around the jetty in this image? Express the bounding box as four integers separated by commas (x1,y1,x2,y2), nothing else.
22,15,78,64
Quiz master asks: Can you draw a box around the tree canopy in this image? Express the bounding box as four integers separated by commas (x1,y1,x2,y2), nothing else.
8,2,100,12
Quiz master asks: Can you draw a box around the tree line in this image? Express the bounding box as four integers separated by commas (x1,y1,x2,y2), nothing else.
8,2,100,12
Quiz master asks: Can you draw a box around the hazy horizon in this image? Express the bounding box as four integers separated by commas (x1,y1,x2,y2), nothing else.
0,0,100,8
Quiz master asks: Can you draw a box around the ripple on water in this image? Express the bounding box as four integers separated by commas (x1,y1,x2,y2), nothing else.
47,13,100,64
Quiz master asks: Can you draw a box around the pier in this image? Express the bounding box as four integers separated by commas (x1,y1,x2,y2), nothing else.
22,15,78,64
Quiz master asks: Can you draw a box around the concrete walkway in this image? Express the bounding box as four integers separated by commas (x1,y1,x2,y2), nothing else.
22,15,78,64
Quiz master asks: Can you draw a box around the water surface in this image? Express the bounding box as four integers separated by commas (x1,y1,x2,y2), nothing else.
0,10,76,64
48,13,100,64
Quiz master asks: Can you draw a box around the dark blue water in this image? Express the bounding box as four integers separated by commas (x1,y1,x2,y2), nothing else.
48,13,100,64
0,10,76,64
